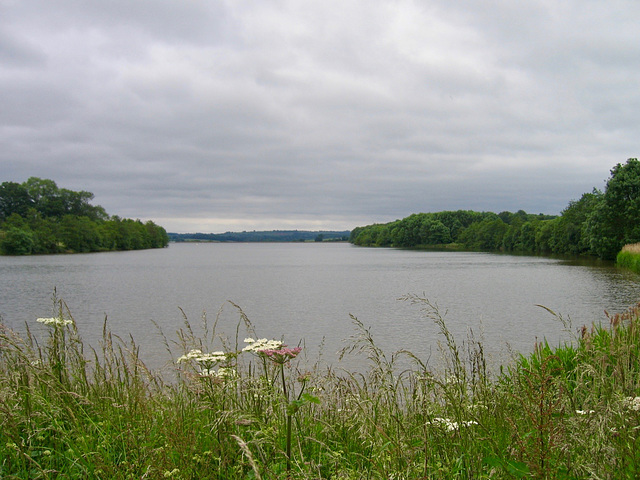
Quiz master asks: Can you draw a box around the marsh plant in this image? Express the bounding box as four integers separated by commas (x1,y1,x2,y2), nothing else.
2,293,640,479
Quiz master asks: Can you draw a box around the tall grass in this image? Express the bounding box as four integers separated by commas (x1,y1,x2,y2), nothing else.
618,243,640,274
2,293,640,478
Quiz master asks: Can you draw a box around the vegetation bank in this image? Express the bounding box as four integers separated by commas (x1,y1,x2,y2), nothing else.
2,295,640,478
350,158,640,261
0,177,169,255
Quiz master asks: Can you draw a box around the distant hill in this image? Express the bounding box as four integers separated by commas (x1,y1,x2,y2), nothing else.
168,230,351,243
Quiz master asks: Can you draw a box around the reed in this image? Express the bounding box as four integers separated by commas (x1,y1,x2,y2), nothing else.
621,243,640,254
2,295,640,478
618,244,640,273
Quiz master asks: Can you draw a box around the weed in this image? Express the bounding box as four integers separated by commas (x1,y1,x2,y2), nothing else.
2,295,640,478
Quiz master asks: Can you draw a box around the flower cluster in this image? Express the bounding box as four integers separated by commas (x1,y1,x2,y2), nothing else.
428,417,478,432
177,349,226,366
37,316,73,327
623,396,640,411
176,348,234,378
242,338,284,353
201,366,237,379
260,346,302,364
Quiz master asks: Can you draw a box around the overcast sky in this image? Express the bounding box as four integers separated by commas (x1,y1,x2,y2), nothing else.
1,1,638,233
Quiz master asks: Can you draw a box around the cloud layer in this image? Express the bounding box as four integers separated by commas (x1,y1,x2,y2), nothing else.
1,0,638,232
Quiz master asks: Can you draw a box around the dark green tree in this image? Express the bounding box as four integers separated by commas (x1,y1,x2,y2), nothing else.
0,226,34,255
0,182,33,220
586,158,640,259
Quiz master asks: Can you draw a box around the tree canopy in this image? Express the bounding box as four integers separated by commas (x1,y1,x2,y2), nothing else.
350,159,640,260
0,177,169,255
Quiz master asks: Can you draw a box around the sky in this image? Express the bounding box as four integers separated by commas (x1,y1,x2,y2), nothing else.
1,1,638,233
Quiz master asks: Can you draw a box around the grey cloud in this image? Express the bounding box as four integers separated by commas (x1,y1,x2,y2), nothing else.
0,0,637,232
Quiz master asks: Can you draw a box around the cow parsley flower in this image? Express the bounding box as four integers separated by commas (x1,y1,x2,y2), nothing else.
194,351,226,365
576,409,595,415
428,417,478,432
177,349,228,373
37,317,72,327
201,367,237,379
176,349,203,363
242,338,284,352
623,396,640,411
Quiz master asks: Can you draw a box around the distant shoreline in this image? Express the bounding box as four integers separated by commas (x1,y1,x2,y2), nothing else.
168,230,351,243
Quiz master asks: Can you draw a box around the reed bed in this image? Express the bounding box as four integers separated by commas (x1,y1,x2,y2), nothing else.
1,293,640,479
621,243,640,254
618,243,640,273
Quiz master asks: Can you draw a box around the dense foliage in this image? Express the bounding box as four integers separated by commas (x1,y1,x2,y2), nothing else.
350,158,640,260
0,177,169,255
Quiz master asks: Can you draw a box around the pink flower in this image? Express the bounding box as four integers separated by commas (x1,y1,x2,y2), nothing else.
259,346,302,364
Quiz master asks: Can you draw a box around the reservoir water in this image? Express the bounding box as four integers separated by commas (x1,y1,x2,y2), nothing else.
1,242,639,371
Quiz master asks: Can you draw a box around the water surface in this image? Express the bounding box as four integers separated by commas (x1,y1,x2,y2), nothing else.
1,243,638,370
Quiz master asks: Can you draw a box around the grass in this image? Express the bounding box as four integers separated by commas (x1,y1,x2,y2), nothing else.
2,293,640,479
618,243,640,274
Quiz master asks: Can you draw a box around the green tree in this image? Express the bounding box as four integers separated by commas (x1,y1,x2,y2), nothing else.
587,158,640,259
23,177,63,217
551,189,603,255
58,216,103,253
0,226,34,255
419,219,451,244
0,182,33,220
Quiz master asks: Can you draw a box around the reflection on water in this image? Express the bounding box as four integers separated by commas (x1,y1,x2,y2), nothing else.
0,243,639,370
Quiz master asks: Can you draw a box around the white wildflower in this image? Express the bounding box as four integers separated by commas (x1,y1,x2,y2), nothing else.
194,351,226,365
176,349,203,363
623,396,640,411
201,367,236,379
428,417,478,432
242,338,283,352
177,349,229,369
37,317,72,327
576,409,595,415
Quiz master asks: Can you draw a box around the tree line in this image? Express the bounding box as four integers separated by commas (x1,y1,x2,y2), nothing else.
0,177,169,255
169,230,351,243
350,158,640,260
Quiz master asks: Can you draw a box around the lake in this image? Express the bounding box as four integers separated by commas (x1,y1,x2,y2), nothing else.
1,242,639,371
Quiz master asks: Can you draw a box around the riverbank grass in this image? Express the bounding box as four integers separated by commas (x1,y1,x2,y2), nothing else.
2,297,640,478
618,243,640,274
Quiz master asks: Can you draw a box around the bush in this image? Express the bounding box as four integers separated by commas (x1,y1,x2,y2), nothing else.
0,226,34,255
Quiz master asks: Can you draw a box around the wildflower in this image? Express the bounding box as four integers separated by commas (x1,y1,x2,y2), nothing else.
194,351,226,365
623,396,640,411
201,367,237,379
260,346,302,364
428,417,478,432
36,317,72,327
242,338,284,352
177,349,226,365
576,409,595,415
176,349,202,363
